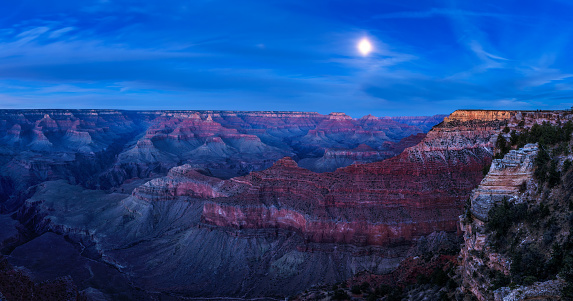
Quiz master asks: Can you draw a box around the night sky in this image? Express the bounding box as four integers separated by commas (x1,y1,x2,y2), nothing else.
1,0,573,116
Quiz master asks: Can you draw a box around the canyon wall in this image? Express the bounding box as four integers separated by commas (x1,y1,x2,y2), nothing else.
139,109,517,248
0,110,442,202
0,109,447,298
460,144,538,300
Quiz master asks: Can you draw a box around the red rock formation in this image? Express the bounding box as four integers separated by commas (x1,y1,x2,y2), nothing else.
114,110,438,177
0,109,443,210
133,110,522,247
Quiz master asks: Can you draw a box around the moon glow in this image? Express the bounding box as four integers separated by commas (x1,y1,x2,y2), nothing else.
358,38,373,56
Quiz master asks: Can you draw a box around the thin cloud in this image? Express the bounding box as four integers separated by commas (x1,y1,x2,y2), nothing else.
48,27,75,39
372,8,510,20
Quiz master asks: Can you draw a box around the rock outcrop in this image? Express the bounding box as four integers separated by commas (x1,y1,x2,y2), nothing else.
460,144,539,300
443,110,515,123
457,110,573,301
470,144,538,221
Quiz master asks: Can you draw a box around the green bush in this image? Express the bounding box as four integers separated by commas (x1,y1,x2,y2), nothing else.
482,164,491,176
519,181,527,193
490,270,511,290
376,284,392,296
486,199,527,239
523,276,537,285
386,287,404,301
511,248,548,284
366,294,378,301
431,268,449,286
359,281,370,292
495,133,510,158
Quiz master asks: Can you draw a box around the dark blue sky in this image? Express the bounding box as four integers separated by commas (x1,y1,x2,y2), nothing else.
1,0,573,116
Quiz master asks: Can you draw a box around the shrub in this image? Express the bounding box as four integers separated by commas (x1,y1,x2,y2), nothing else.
431,268,449,286
386,287,403,301
333,289,350,300
490,270,511,290
482,164,491,176
376,284,392,296
511,248,548,284
543,224,559,245
510,130,519,145
523,276,538,286
534,147,551,183
359,281,370,292
519,181,527,193
366,294,378,301
547,159,561,188
487,200,527,238
495,133,510,157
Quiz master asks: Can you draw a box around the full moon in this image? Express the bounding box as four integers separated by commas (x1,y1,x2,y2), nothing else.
358,38,373,56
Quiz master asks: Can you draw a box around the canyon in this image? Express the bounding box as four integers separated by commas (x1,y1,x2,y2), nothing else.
0,109,571,300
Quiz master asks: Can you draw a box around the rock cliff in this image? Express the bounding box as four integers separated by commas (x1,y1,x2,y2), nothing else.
459,112,573,300
138,110,508,249
460,144,539,300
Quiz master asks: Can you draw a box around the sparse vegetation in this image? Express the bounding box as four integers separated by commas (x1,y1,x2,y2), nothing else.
486,198,527,241
332,289,350,300
494,121,573,163
350,285,361,295
483,125,573,295
490,270,510,290
494,133,510,159
482,164,491,176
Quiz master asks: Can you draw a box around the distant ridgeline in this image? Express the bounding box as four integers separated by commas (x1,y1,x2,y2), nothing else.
0,109,444,201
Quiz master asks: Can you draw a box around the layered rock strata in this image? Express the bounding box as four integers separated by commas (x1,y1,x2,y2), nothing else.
470,144,538,221
139,110,515,247
0,110,443,202
120,111,430,177
460,144,538,300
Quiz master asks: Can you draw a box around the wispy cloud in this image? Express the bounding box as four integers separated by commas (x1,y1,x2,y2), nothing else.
372,8,510,20
48,27,75,39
